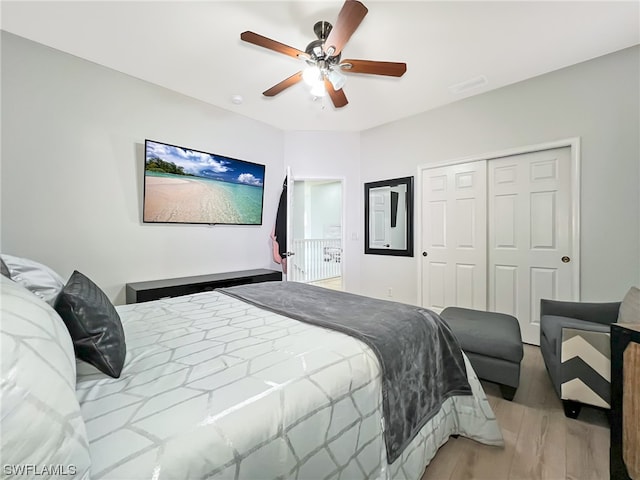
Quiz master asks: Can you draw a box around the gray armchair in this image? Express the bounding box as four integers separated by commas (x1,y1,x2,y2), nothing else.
539,299,620,418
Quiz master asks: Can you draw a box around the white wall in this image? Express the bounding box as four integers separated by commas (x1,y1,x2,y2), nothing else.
361,45,640,304
284,132,361,293
1,32,284,304
292,181,306,242
291,181,342,240
3,33,638,306
308,182,342,239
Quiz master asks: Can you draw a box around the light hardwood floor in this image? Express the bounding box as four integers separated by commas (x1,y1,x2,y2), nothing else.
422,344,610,480
309,277,343,291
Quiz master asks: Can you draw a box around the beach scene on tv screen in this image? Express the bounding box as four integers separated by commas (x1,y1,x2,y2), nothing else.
144,140,265,224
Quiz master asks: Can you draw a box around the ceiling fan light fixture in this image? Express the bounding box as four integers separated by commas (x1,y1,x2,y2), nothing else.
310,81,327,97
327,69,346,90
302,65,322,86
240,0,405,109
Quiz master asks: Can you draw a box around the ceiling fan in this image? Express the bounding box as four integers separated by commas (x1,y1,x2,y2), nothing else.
240,0,407,108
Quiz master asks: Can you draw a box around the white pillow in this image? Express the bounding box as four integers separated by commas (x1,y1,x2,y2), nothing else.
618,286,640,324
1,253,66,305
0,276,91,479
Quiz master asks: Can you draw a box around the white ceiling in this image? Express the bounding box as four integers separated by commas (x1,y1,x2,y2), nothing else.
2,1,639,132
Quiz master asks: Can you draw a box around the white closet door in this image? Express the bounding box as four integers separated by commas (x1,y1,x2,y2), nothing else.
488,147,573,345
421,161,487,312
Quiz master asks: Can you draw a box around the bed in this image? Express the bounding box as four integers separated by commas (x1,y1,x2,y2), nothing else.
1,257,503,480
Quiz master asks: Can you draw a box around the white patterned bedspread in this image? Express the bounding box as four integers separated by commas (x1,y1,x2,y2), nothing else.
76,291,503,479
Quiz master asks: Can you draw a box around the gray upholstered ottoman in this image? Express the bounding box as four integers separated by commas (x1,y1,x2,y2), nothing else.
440,306,524,400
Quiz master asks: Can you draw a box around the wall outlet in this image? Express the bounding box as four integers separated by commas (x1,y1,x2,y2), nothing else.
387,287,393,297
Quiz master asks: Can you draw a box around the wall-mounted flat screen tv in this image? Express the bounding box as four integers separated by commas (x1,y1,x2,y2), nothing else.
143,139,265,225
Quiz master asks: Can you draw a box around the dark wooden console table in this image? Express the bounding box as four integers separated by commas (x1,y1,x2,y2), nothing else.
610,322,640,480
125,269,282,304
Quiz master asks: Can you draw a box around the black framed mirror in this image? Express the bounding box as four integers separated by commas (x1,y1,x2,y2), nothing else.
364,176,414,256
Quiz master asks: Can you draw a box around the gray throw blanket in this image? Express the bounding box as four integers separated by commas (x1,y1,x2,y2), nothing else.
218,281,471,464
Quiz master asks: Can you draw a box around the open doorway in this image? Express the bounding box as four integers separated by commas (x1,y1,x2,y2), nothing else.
288,178,344,291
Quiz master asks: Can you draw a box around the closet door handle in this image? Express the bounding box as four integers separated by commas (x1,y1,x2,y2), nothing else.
561,256,570,263
422,252,428,257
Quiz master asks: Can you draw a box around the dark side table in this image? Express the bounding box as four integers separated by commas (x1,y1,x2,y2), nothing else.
610,322,640,480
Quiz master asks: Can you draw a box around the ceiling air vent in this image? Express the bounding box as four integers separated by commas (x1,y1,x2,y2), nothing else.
448,75,488,94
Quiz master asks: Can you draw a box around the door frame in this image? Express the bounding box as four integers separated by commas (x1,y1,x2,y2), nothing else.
416,137,581,307
285,171,347,289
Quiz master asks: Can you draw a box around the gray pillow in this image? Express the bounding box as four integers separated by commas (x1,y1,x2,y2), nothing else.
618,286,640,324
54,270,126,378
0,254,66,305
0,257,10,278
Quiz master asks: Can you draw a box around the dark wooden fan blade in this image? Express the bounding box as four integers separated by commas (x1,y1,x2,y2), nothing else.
340,59,407,77
241,31,308,60
323,0,368,57
263,72,304,97
324,77,348,108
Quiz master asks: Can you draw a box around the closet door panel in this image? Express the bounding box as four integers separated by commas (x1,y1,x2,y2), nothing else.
420,145,576,346
489,147,573,345
494,264,518,315
421,161,487,311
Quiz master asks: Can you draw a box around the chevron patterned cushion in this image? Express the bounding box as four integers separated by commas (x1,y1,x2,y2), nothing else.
618,286,640,324
560,327,611,408
0,276,91,478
